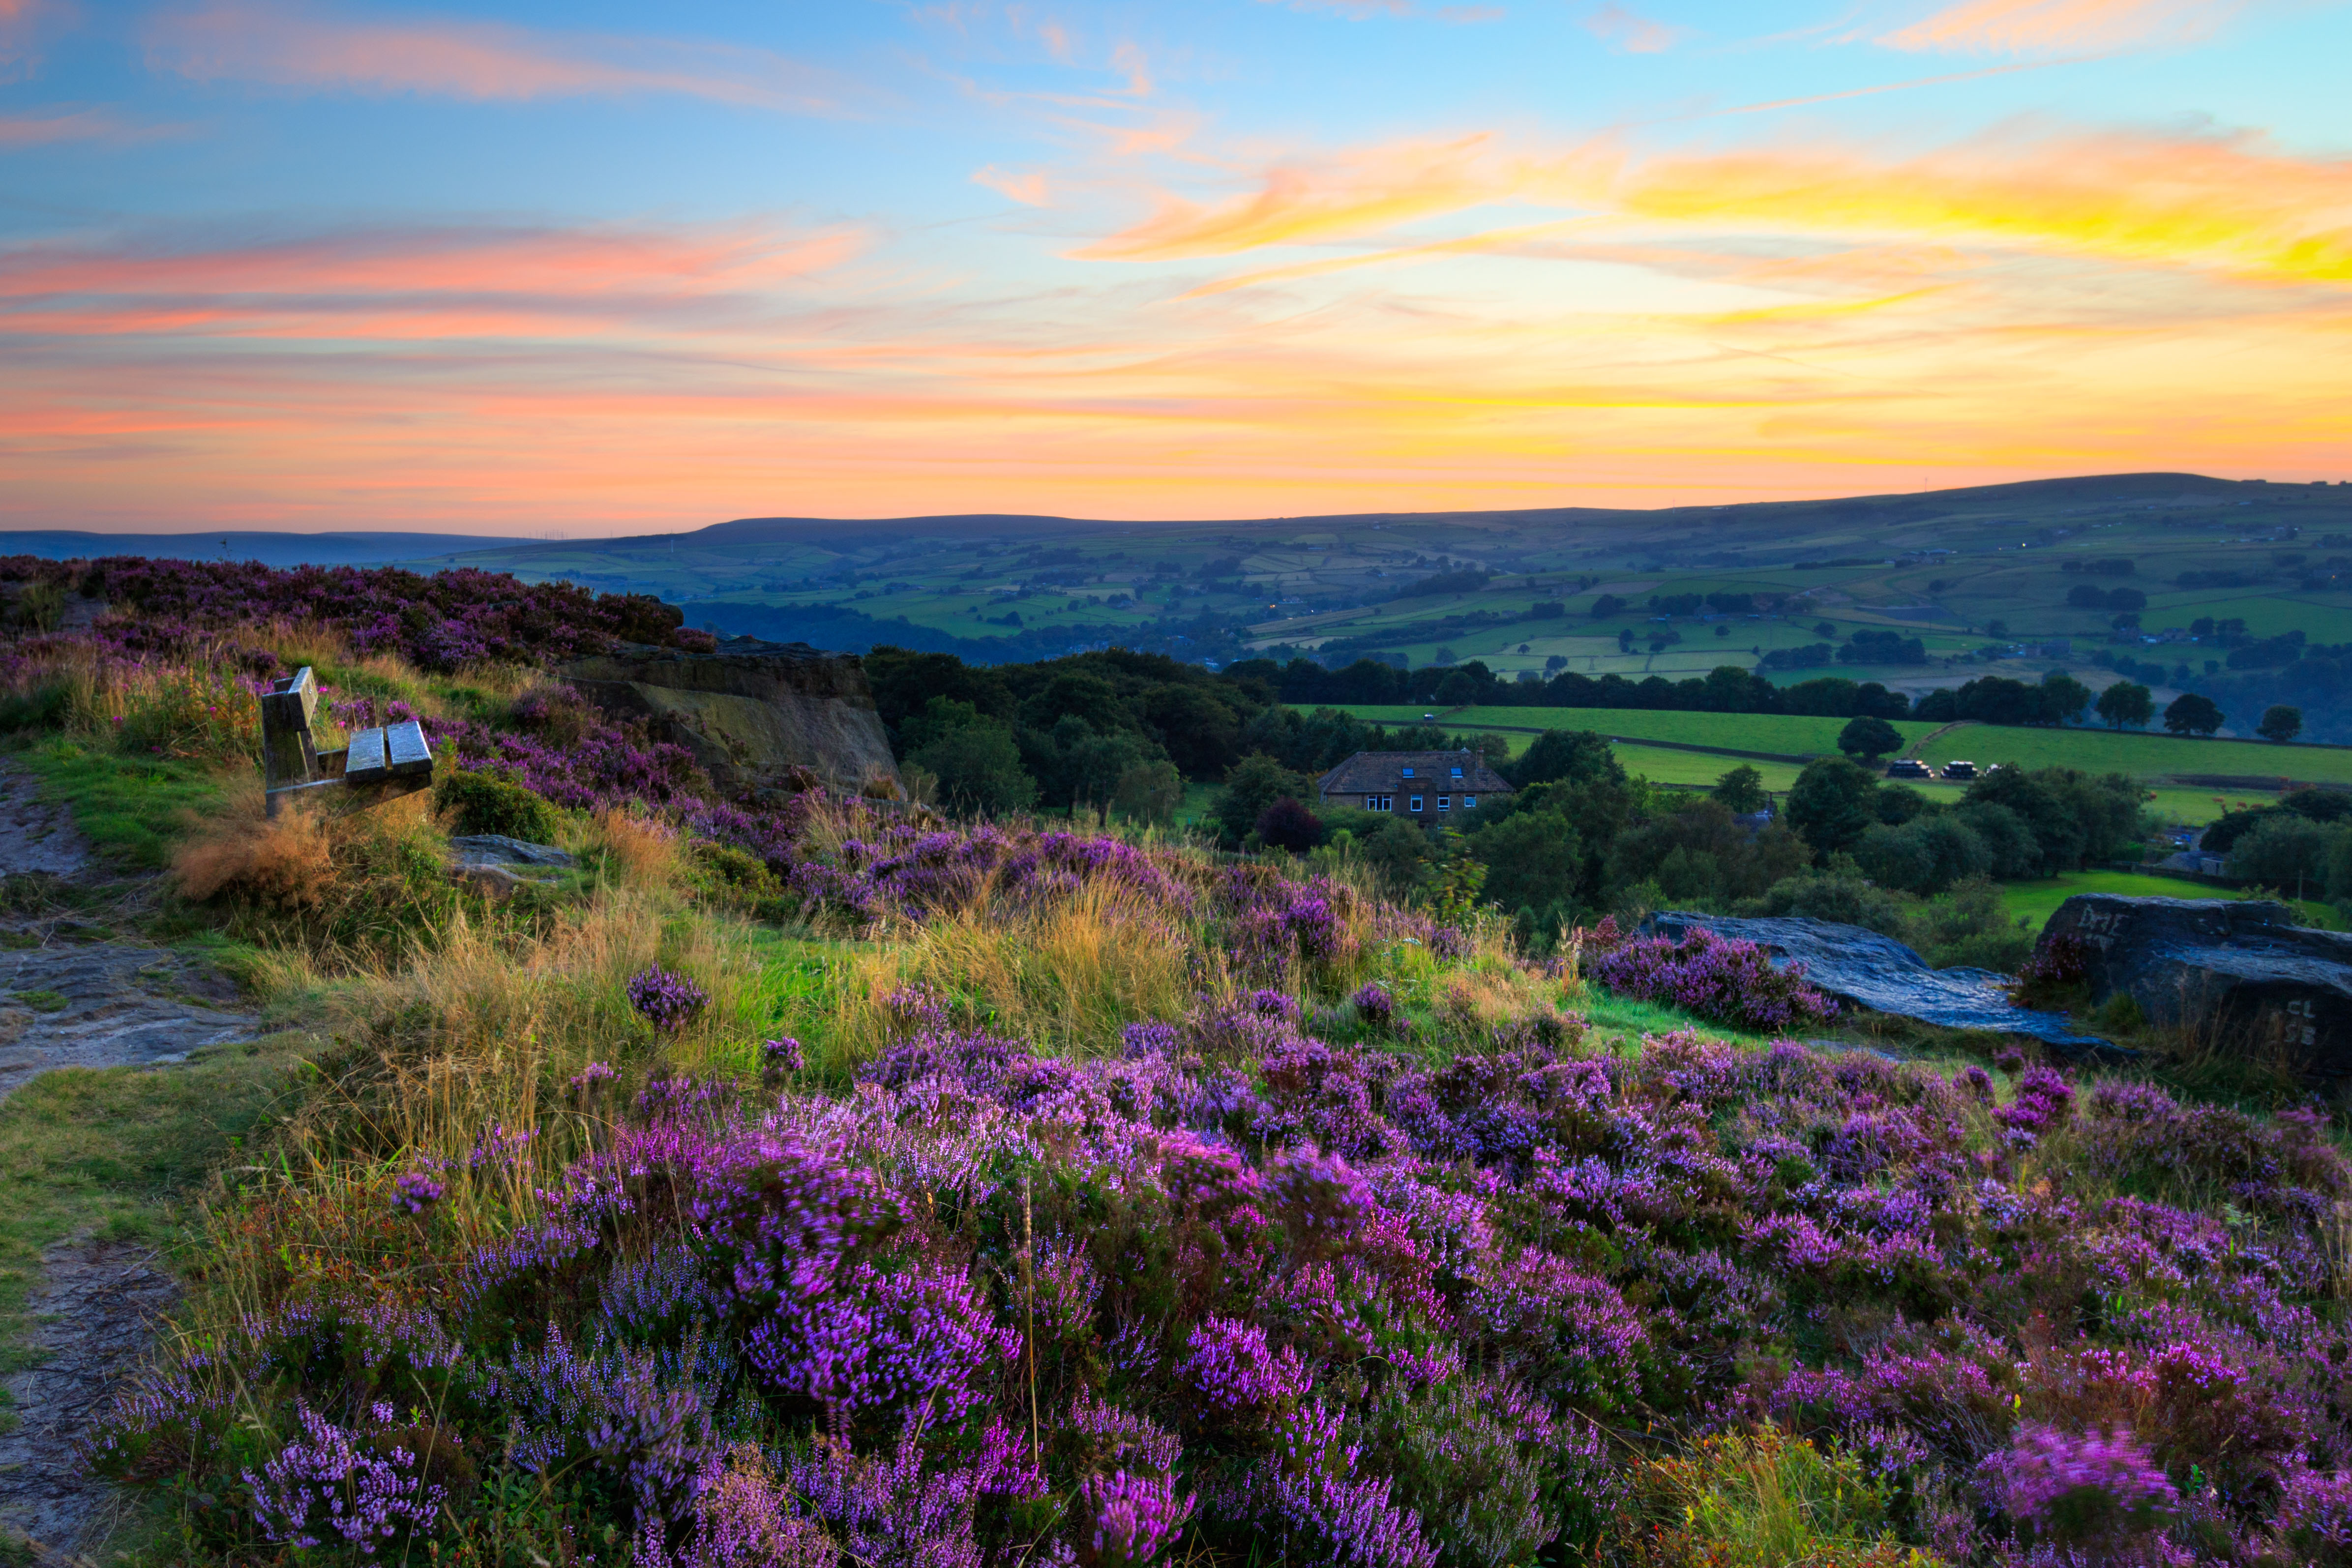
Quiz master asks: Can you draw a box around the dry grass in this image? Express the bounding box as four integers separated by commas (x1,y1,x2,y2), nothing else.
586,807,687,889
830,877,1216,1064
171,776,336,908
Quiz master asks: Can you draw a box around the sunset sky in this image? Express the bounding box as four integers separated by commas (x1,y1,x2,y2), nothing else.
3,0,2349,532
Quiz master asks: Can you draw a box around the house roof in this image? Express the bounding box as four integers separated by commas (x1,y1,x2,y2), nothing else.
1316,750,1514,797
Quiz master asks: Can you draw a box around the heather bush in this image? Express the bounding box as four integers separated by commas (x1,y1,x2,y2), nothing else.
1585,921,1839,1033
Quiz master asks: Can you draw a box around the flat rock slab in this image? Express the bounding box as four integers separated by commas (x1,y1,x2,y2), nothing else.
0,942,256,1102
449,834,576,868
2040,894,2352,1079
0,1238,180,1554
0,774,89,880
1640,911,2111,1052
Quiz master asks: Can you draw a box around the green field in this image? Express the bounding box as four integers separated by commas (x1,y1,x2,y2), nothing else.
1339,705,1945,755
1916,724,2352,786
1998,871,2345,932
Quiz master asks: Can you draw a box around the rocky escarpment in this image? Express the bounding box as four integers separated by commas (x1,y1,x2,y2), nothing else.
2038,894,2352,1080
559,636,899,795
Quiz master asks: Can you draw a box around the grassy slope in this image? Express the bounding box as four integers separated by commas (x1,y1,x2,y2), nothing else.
1996,870,2346,932
8,742,233,869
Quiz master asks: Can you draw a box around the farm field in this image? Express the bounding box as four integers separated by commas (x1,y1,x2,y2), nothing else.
1998,871,2345,932
1337,705,1945,755
1916,723,2352,786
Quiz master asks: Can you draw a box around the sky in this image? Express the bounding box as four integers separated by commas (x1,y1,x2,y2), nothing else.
2,0,2349,533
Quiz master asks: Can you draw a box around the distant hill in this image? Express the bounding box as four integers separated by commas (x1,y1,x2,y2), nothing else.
0,530,537,569
14,472,2347,738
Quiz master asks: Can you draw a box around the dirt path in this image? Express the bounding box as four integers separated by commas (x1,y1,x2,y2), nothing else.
0,1241,183,1558
0,764,259,1557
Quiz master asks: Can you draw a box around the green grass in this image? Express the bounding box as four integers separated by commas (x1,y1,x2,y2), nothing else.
6,740,234,868
1339,706,1942,754
0,1032,308,1390
1997,871,2345,932
1917,724,2352,786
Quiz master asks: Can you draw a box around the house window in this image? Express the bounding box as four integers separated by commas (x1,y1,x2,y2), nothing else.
1463,795,1477,809
1401,767,1415,778
1450,767,1462,778
1437,795,1451,811
1409,795,1424,813
1368,795,1393,812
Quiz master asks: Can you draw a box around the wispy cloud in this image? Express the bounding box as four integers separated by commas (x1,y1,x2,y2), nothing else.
0,220,868,338
1,0,52,80
973,164,1051,204
1879,0,2246,53
1079,136,1612,259
1082,120,2352,288
1583,3,1689,52
145,1,854,114
0,106,164,146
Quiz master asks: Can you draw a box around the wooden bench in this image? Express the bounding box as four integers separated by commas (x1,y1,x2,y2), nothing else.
261,666,435,815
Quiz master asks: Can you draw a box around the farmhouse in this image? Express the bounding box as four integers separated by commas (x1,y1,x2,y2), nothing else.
1315,749,1514,828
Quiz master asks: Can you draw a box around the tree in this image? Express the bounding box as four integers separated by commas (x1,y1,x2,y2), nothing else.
910,717,1037,818
2094,681,2153,730
2230,814,2330,897
1211,754,1310,846
2039,673,2092,725
2162,692,2224,737
2258,705,2303,743
1112,760,1184,824
1590,594,1626,618
1785,757,1880,860
1512,730,1627,790
1467,810,1584,918
1255,797,1324,853
1712,764,1769,815
1837,715,1904,761
1616,628,1636,653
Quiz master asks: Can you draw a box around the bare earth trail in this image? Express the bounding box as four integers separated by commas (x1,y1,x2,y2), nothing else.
0,765,262,1559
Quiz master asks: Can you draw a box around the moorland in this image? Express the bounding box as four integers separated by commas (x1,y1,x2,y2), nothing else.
0,549,2349,1568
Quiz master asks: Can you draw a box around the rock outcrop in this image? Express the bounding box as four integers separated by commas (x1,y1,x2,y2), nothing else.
2037,894,2352,1079
559,636,899,795
1639,911,2110,1051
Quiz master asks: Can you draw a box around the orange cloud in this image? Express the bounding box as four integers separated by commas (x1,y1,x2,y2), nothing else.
145,1,850,114
1879,0,2245,53
1617,126,2352,286
1086,122,2352,290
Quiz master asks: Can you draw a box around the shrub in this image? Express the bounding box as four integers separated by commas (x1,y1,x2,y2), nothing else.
1257,796,1325,853
1586,922,1839,1032
434,767,564,843
1980,1425,2176,1556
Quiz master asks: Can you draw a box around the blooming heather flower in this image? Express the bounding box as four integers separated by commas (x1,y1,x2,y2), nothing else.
1981,1424,2177,1553
1076,1469,1192,1568
245,1403,445,1553
390,1171,443,1215
628,966,710,1033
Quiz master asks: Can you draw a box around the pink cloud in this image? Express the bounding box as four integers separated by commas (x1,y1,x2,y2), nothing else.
0,106,158,146
144,1,851,114
1583,3,1688,53
973,165,1051,206
1879,0,2247,53
1,0,52,80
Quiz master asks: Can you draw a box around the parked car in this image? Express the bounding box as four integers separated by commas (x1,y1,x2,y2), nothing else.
1886,759,1932,779
1940,760,1977,780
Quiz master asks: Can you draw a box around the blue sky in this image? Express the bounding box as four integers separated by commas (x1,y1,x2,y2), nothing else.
4,0,2349,532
